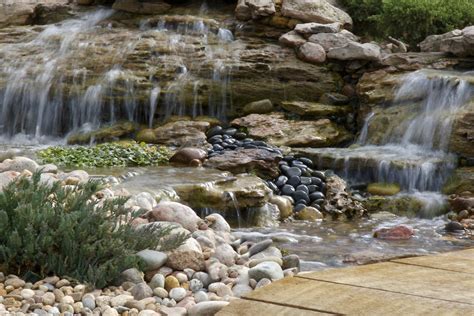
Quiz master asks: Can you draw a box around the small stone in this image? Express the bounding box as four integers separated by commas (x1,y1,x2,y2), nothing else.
232,284,253,298
194,291,208,303
55,279,70,288
282,254,301,270
192,272,211,288
208,282,233,298
153,287,168,299
373,225,414,240
110,294,134,307
149,273,165,289
42,292,56,306
5,278,25,288
161,306,187,316
445,221,465,232
121,268,144,284
61,295,75,305
189,279,203,293
102,307,120,316
165,276,180,292
136,250,168,271
125,299,146,311
175,272,188,284
20,289,35,300
248,239,273,257
248,261,284,281
53,288,64,302
82,293,96,310
131,283,153,300
169,288,187,302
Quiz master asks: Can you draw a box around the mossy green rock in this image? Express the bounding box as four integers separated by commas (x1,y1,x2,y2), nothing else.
443,167,474,195
367,183,401,196
67,122,137,145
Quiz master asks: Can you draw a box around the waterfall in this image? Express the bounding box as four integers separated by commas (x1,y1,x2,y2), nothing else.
0,8,238,141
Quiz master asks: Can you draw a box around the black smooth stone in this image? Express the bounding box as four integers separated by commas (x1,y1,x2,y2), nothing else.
294,204,306,212
310,192,325,201
311,177,323,186
302,169,312,177
445,221,464,232
225,138,236,144
283,155,294,162
257,146,271,151
207,126,223,137
281,184,295,195
284,167,302,178
311,170,326,181
280,165,290,172
287,176,301,187
267,181,278,192
212,144,224,151
208,152,218,158
224,144,238,150
291,160,304,166
295,199,308,206
307,185,318,193
275,176,288,187
234,132,247,140
310,203,322,211
296,185,309,194
224,128,237,136
279,161,289,166
252,140,267,147
320,183,327,194
234,141,243,147
222,134,231,140
243,138,254,142
243,144,258,149
209,135,222,143
292,191,310,203
313,198,325,206
300,177,312,185
299,157,314,168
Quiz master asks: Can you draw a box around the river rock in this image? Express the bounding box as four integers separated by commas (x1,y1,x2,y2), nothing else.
170,148,207,165
130,283,153,300
136,250,168,271
270,195,294,219
120,268,144,284
112,0,171,14
136,121,210,147
0,156,38,173
0,171,20,191
188,301,229,316
235,0,252,20
166,238,205,271
308,31,359,52
297,42,326,64
232,283,253,298
327,42,382,61
249,261,284,281
248,239,273,256
420,26,474,57
294,22,342,35
144,202,201,232
169,288,187,302
282,254,301,270
204,148,282,179
281,0,352,27
295,206,323,221
212,244,238,266
243,99,274,115
373,225,414,240
281,101,350,117
231,113,352,148
367,183,401,196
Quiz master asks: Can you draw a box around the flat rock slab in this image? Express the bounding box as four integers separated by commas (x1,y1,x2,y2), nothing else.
218,249,474,315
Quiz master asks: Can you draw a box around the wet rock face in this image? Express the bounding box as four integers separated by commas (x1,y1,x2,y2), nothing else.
112,0,171,15
0,0,69,27
231,112,352,148
450,101,474,160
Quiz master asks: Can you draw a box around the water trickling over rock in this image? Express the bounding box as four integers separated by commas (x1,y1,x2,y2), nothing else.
297,70,474,192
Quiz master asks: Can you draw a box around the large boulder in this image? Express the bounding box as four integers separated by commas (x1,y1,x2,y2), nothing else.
281,0,352,27
204,148,282,179
327,42,382,61
144,202,201,232
420,26,474,57
231,112,352,148
136,121,210,147
308,30,359,52
245,0,276,19
112,0,171,14
0,157,39,173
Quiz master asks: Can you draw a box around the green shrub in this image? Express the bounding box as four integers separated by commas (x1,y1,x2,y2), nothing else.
341,0,474,47
0,174,187,287
38,142,171,168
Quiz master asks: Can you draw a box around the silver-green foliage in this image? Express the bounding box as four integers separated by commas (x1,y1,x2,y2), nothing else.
0,173,187,288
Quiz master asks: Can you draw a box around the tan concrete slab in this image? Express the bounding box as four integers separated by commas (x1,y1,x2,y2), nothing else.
217,298,331,316
392,253,474,274
438,248,474,260
239,277,474,315
299,262,474,304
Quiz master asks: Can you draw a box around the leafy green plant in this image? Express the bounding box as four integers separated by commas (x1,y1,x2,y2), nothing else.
38,142,171,168
341,0,474,47
0,173,187,287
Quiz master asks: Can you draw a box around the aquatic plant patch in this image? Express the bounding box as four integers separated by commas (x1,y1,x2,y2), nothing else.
38,142,171,168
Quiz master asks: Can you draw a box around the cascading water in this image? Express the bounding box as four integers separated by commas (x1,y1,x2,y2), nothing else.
0,6,239,141
306,70,473,193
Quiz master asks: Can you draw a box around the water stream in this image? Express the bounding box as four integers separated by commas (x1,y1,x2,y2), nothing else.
0,6,239,140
